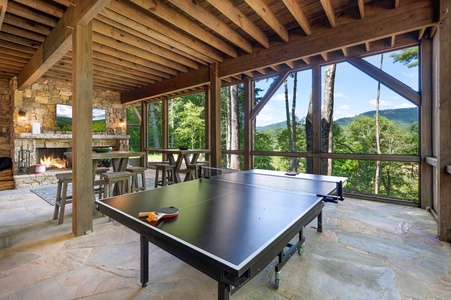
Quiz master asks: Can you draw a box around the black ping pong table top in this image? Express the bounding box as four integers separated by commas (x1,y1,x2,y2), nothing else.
96,170,347,299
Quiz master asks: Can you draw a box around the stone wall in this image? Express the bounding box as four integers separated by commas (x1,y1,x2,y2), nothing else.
13,78,126,135
0,79,12,158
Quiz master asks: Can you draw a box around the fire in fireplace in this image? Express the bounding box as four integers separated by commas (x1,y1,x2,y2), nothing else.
36,148,69,170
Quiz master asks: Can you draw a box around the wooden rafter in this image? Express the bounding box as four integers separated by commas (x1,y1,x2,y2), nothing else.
0,0,7,31
282,0,311,35
320,0,336,27
129,0,238,58
205,0,269,48
167,0,252,53
244,0,289,42
358,0,365,18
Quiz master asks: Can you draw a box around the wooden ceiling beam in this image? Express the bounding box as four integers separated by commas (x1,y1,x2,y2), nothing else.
320,0,336,27
17,0,111,89
282,0,311,35
244,0,289,42
167,0,252,53
205,0,269,48
0,0,7,31
358,0,365,19
1,24,45,43
219,1,434,79
129,0,237,58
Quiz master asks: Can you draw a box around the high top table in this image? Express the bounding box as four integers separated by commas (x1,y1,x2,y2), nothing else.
150,148,210,183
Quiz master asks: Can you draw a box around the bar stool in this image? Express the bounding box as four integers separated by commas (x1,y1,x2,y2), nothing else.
100,171,132,198
53,173,73,225
155,163,175,187
188,161,210,180
126,166,146,192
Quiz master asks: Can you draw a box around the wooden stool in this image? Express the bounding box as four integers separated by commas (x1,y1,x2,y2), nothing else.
100,171,132,197
126,166,146,192
155,164,175,187
53,173,73,225
95,167,109,175
188,161,210,180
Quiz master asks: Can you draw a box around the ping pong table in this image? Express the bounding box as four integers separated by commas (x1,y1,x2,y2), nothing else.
95,169,347,299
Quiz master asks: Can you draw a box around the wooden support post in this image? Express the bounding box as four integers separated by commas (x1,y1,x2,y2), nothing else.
312,65,321,174
243,75,253,170
141,102,148,168
420,38,433,209
210,63,221,168
204,85,211,161
435,0,451,242
72,21,94,236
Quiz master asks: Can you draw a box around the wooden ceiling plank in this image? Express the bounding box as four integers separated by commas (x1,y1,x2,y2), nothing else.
1,23,46,42
0,0,7,31
244,0,289,42
51,0,71,8
358,0,365,19
130,0,237,58
167,0,252,53
14,0,65,18
0,32,40,48
3,14,52,35
7,1,58,27
92,43,178,76
98,9,215,64
106,0,223,63
282,0,311,35
92,19,198,69
91,50,170,79
17,0,111,89
205,0,269,48
0,51,29,63
93,32,189,73
92,60,163,82
347,56,420,105
0,39,36,54
320,0,336,27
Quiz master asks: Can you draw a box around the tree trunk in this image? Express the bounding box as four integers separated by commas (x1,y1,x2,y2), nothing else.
148,103,160,148
284,79,292,146
321,64,336,175
226,87,231,167
375,54,383,194
169,99,174,148
291,73,298,171
230,85,240,169
306,91,313,173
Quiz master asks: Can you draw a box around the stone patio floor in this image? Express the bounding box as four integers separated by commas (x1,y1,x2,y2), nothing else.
1,170,450,299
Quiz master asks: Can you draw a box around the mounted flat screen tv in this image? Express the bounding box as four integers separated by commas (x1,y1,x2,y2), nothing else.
56,104,106,132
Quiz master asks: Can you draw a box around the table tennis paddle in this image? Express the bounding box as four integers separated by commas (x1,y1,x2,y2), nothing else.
139,206,179,222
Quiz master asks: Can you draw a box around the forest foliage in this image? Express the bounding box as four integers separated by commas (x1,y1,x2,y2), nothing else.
127,48,420,202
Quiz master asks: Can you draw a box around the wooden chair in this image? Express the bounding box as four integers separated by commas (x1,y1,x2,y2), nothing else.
53,173,73,225
126,166,146,192
100,171,132,198
154,164,175,187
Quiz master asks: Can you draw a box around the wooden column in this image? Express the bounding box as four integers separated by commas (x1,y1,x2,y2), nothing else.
210,63,221,168
420,38,433,209
162,99,168,149
204,85,211,161
243,75,253,170
312,65,322,174
436,0,451,242
72,21,94,236
141,102,148,167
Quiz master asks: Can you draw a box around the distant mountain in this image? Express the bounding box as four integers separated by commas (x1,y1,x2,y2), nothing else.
335,107,418,128
256,107,418,132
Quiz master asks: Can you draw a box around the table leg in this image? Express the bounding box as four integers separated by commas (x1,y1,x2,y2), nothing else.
173,154,183,183
218,281,230,300
317,211,323,232
140,235,149,287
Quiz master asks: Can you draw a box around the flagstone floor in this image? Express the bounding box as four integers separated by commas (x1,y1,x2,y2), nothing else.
0,170,450,299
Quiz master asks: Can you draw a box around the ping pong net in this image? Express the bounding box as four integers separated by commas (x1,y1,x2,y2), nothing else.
199,167,345,203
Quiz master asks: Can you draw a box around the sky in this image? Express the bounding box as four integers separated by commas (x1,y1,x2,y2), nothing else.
254,49,419,127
